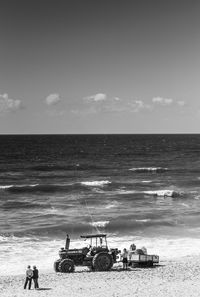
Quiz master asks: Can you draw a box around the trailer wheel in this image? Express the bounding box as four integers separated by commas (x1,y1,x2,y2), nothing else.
147,261,153,267
54,259,61,272
92,252,113,271
131,262,138,268
58,259,75,273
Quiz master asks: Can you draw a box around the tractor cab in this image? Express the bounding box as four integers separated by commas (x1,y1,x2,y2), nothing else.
80,233,109,255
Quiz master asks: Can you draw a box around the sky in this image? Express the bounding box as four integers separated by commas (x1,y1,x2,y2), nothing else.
0,0,199,134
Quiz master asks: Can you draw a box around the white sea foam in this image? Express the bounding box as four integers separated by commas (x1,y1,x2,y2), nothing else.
180,203,190,208
0,185,13,189
105,202,119,209
135,219,151,223
194,195,200,200
129,167,168,172
117,189,137,195
141,180,152,183
90,221,110,228
1,235,200,276
18,184,39,187
0,237,64,276
144,190,181,197
0,184,39,190
81,180,111,186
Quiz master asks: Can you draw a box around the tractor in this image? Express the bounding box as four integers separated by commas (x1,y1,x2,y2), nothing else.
54,233,120,273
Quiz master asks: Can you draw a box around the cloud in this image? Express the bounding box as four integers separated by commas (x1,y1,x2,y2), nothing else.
152,96,173,105
72,93,151,115
152,96,187,109
72,93,188,116
177,100,186,107
84,93,107,102
128,100,151,112
134,100,148,111
45,93,61,105
0,93,23,113
73,93,107,114
114,97,121,101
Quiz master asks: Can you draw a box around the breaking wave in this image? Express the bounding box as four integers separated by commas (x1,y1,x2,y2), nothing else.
135,219,151,223
90,221,110,228
80,180,111,186
0,183,82,193
0,185,14,189
0,181,112,193
144,190,183,197
129,167,168,173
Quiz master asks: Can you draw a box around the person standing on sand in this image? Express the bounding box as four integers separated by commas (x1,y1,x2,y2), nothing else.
32,265,39,289
65,234,70,250
121,248,128,270
24,265,33,290
128,244,136,260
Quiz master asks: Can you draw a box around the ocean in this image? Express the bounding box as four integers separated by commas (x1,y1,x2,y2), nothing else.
1,134,200,275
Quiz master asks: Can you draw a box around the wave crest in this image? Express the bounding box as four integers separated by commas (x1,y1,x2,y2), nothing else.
129,167,168,173
0,183,77,193
144,190,182,197
81,180,111,186
0,185,13,189
90,221,110,228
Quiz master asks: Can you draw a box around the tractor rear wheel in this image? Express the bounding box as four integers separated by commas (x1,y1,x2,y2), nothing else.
54,259,61,272
58,259,75,273
92,252,113,271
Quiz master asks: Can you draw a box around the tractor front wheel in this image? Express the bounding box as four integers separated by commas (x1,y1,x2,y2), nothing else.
54,259,61,272
92,252,113,271
58,259,75,273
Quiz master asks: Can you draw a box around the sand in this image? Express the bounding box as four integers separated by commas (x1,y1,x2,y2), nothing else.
1,257,200,297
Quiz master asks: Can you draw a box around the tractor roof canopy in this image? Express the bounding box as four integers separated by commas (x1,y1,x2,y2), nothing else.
80,234,107,239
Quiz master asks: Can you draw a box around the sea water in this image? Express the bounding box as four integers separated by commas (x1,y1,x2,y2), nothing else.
1,134,200,275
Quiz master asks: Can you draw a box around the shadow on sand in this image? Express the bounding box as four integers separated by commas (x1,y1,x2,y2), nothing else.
36,288,52,291
55,263,164,275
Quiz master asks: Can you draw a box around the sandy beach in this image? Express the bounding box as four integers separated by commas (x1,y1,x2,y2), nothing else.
1,256,200,297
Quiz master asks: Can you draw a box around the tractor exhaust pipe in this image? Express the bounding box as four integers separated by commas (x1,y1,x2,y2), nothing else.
65,234,70,250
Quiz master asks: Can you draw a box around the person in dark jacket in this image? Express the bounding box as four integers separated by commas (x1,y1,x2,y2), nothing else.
24,265,33,289
32,266,39,289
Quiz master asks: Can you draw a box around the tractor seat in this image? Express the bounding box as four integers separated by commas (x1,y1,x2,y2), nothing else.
90,246,108,255
82,247,90,255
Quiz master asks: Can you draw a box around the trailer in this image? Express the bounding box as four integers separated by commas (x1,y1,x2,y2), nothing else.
129,254,159,267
